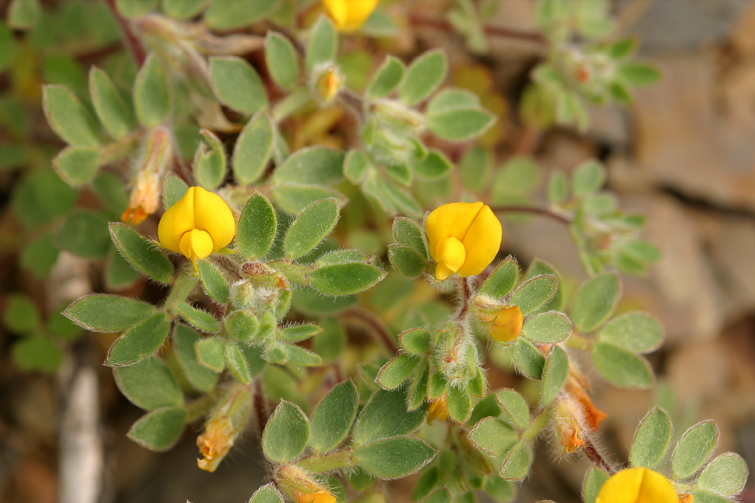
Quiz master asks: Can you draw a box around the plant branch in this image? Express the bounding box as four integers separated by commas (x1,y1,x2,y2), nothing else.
103,0,147,67
338,308,399,355
456,276,472,321
408,13,548,47
583,436,616,474
491,206,572,225
253,379,270,435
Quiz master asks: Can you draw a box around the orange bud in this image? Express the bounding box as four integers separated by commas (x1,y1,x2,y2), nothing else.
554,399,585,454
487,305,523,343
678,495,693,503
290,488,336,503
197,416,234,472
316,65,344,103
565,375,607,431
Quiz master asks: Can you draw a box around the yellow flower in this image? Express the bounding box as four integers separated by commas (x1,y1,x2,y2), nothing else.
596,468,678,503
425,202,502,281
322,0,379,32
316,64,345,102
158,186,235,270
427,396,449,424
487,305,523,343
196,415,234,473
290,489,336,503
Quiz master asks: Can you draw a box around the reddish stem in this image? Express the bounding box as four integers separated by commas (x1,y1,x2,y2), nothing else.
583,436,616,475
491,206,572,225
104,0,147,67
408,14,548,46
338,308,399,355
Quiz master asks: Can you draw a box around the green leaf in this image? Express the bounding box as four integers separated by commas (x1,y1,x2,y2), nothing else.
109,223,173,284
115,0,156,17
446,385,472,424
92,173,129,217
65,294,156,332
512,337,545,379
591,341,653,389
630,407,672,469
541,346,568,405
344,150,368,184
496,390,530,429
134,53,169,128
3,294,40,333
8,0,41,29
107,313,171,366
366,56,405,99
163,174,188,209
280,324,322,342
479,257,519,300
469,417,518,457
499,441,532,481
197,260,230,304
696,453,748,496
161,0,208,20
598,312,662,354
399,50,447,106
408,360,430,410
485,476,516,503
572,159,606,197
425,489,451,503
53,146,100,185
427,88,480,115
233,112,274,185
249,484,285,503
310,380,358,453
114,357,183,410
618,62,662,87
689,490,732,503
57,210,110,259
583,467,610,503
548,171,568,203
492,156,540,201
224,311,259,342
525,259,564,312
174,302,220,333
353,388,427,446
226,343,251,384
355,437,435,479
196,337,225,372
89,66,133,139
306,16,338,71
42,84,99,146
194,129,226,191
460,146,492,193
284,198,339,260
521,312,571,344
399,328,432,354
377,354,419,390
272,146,345,187
127,407,187,452
283,344,323,367
312,318,346,363
510,275,557,315
428,372,448,400
210,56,268,115
265,32,299,90
20,233,59,279
203,0,279,29
107,247,141,289
388,245,427,279
262,401,310,463
173,324,219,392
571,273,620,333
272,184,346,215
393,217,429,259
672,421,719,480
238,193,277,260
12,335,62,373
293,289,356,317
410,150,452,180
427,108,495,142
310,262,385,296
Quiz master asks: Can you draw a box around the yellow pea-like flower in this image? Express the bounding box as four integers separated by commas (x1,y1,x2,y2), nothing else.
427,396,449,424
596,467,678,503
322,0,379,33
158,186,235,270
425,202,502,281
488,305,523,343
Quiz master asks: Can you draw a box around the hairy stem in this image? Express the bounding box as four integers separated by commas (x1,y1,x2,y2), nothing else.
338,308,399,355
583,436,616,474
296,449,356,473
408,14,548,46
103,0,147,66
491,206,572,225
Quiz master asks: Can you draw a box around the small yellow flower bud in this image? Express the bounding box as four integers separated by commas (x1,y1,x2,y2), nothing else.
122,128,173,225
554,399,585,454
316,64,345,103
427,396,449,424
487,305,523,343
425,202,502,281
277,465,336,503
322,0,379,33
158,186,236,270
596,467,678,503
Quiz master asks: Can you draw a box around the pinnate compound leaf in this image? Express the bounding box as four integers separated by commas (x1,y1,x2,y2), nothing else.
174,302,220,333
262,401,310,463
284,198,339,260
399,328,432,354
134,54,169,128
446,385,472,424
196,337,225,372
496,390,530,429
366,55,405,99
114,357,183,410
194,129,226,191
279,324,322,342
127,406,187,452
499,442,532,481
388,245,427,278
399,50,447,106
272,184,346,215
238,193,277,259
283,345,322,367
599,312,662,354
479,257,518,300
353,388,427,446
226,343,251,384
43,84,99,146
408,360,430,410
410,150,453,180
512,337,545,379
249,484,285,503
469,417,518,457
306,16,337,71
272,147,345,187
309,380,358,453
427,109,496,142
582,467,610,503
521,312,572,343
696,453,748,496
355,437,435,479
571,273,620,333
309,263,385,296
110,223,173,284
65,294,156,332
233,112,274,185
427,88,480,115
210,56,268,115
377,354,419,390
198,260,230,304
106,313,171,367
265,32,299,91
591,341,653,389
53,146,100,185
672,420,719,480
630,407,672,469
541,346,568,405
393,217,429,259
173,324,219,392
510,274,557,315
89,66,133,139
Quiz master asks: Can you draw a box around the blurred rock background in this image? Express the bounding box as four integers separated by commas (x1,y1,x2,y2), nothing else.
2,0,755,502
